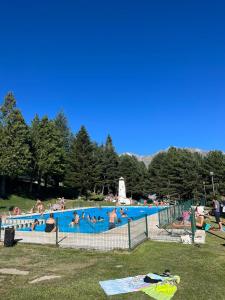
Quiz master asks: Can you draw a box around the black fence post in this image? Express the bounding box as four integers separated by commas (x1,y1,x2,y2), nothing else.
158,209,161,227
190,208,196,244
145,214,149,239
56,217,59,247
128,219,131,250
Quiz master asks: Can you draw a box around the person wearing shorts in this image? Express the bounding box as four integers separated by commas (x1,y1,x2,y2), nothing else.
212,199,222,231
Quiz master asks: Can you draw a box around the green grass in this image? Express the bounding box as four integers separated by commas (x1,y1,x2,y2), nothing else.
0,235,224,300
0,195,114,215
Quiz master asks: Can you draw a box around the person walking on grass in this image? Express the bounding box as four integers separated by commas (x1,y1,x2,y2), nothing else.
212,198,223,231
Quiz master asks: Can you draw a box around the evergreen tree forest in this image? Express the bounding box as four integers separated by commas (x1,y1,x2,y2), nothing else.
0,93,225,200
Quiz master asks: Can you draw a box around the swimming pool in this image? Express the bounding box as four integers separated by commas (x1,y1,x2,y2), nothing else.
12,206,163,234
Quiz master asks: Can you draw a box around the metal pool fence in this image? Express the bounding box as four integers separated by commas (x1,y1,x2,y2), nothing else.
0,214,150,251
0,199,205,250
158,199,205,228
158,199,206,242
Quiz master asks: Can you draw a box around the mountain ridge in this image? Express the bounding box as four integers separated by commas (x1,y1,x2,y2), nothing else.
121,147,211,166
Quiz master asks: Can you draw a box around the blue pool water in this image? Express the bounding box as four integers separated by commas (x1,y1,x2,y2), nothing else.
13,206,162,234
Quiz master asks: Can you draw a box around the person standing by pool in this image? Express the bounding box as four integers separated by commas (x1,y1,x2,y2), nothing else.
45,213,56,232
109,209,117,230
212,198,222,231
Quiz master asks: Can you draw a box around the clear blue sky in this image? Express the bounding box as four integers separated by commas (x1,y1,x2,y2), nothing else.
0,0,224,155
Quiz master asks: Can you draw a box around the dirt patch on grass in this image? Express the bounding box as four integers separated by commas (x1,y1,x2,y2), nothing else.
0,268,29,275
48,260,97,273
29,275,62,284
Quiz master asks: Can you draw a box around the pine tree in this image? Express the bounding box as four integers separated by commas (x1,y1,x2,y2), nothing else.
102,135,119,194
119,155,148,198
0,92,31,196
147,147,204,199
91,143,105,194
65,126,94,197
203,151,225,195
30,116,66,191
54,111,72,186
54,111,71,153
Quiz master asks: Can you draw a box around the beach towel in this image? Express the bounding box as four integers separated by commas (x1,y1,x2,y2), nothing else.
142,282,177,300
204,223,211,231
99,273,179,296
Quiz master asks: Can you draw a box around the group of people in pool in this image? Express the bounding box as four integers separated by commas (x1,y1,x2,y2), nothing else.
69,208,129,229
31,213,57,232
70,211,105,226
30,207,130,232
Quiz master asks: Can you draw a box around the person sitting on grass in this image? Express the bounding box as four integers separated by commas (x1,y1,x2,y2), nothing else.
36,199,44,214
45,213,56,232
9,206,21,216
59,197,65,210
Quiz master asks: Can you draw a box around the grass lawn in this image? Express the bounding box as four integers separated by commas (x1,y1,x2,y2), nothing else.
0,195,114,215
0,234,224,300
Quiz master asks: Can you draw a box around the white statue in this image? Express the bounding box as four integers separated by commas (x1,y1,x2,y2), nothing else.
118,177,126,200
118,177,131,205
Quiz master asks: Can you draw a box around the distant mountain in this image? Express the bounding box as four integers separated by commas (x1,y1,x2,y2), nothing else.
121,147,209,167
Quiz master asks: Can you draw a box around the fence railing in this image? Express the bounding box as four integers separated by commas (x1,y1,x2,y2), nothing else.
158,199,206,228
158,199,206,242
0,200,205,248
0,214,149,251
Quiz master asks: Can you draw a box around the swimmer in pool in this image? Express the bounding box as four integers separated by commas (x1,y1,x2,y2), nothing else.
31,219,39,231
109,209,117,230
92,216,97,224
73,211,80,224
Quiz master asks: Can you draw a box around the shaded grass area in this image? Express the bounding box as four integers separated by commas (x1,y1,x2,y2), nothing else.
0,235,225,300
0,195,114,215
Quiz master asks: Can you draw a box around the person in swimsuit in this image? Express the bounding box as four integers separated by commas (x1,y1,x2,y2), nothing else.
73,211,80,224
109,209,117,230
195,215,205,229
120,208,128,218
91,216,97,224
31,219,39,231
45,213,56,232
